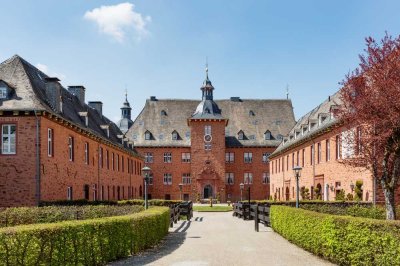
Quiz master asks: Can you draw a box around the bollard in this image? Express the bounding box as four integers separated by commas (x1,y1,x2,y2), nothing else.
254,204,259,232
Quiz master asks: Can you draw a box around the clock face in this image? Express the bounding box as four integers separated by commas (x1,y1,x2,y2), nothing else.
204,134,212,142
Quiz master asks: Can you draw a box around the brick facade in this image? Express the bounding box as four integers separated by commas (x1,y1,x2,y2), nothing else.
270,126,374,202
0,113,144,207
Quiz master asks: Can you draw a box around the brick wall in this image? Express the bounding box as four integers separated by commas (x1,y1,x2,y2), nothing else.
0,116,37,207
270,126,374,202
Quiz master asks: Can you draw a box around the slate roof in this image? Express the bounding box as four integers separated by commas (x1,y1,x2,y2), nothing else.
270,90,342,157
0,55,138,155
127,98,296,147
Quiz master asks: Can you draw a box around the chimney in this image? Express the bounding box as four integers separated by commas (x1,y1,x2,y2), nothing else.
150,96,157,101
230,97,241,102
88,101,103,116
45,77,62,113
68,86,86,105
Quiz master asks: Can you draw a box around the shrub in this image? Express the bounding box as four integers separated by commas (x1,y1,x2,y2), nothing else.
0,207,169,265
300,204,386,220
271,206,400,265
0,205,143,228
300,186,310,200
355,180,363,201
40,199,118,206
118,199,182,206
335,189,346,201
346,193,354,201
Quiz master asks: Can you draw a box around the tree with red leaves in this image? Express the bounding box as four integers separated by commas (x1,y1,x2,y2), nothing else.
340,33,400,220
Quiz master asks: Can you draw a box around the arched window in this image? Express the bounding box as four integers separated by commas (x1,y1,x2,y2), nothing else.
172,130,179,140
145,130,152,140
264,130,272,140
238,130,245,140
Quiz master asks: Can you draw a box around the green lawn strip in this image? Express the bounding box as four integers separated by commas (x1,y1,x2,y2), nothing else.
193,206,233,212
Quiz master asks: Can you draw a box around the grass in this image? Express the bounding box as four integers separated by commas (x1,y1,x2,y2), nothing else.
193,205,233,212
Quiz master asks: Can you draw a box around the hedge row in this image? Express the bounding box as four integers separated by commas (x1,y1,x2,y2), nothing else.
270,206,400,265
0,205,144,228
299,204,387,220
118,199,183,206
0,207,170,265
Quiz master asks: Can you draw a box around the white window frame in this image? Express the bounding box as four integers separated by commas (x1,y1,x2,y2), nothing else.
226,173,234,185
262,152,270,163
67,186,73,200
264,131,271,140
181,152,191,163
163,173,172,185
84,142,89,164
205,125,212,136
326,139,330,161
244,173,253,185
244,152,253,163
204,143,212,151
145,131,151,140
262,173,270,184
145,152,153,163
164,152,172,163
172,131,178,140
68,136,74,161
0,87,7,99
182,173,191,184
1,124,16,155
226,152,234,163
47,128,53,157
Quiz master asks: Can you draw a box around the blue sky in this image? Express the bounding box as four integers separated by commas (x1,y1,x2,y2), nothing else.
1,1,399,122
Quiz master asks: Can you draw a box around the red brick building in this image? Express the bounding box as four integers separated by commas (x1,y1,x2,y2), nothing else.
0,55,143,207
269,91,375,202
126,68,295,202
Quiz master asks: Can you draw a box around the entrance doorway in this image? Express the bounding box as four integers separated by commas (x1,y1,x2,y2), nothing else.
285,187,290,201
203,184,213,198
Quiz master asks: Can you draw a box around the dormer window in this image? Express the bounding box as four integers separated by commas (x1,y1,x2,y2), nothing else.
302,125,308,135
172,130,179,140
249,110,255,116
145,130,152,140
0,87,7,99
238,130,245,140
205,108,210,114
277,134,283,140
161,110,167,116
264,130,272,140
295,131,301,138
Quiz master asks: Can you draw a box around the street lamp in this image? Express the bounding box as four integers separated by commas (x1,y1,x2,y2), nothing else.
179,183,183,201
293,166,302,208
240,183,244,202
141,166,151,210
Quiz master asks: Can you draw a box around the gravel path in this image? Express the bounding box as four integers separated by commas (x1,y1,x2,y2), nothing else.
110,211,334,266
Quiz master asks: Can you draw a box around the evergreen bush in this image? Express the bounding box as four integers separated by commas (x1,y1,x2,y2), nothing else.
271,206,400,265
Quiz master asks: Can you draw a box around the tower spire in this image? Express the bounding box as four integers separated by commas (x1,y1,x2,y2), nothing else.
286,84,289,99
205,56,209,80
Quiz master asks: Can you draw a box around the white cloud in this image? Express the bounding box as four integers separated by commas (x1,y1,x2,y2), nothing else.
36,63,66,81
84,2,151,42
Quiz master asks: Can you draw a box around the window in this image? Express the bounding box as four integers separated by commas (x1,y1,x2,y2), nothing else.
226,152,235,163
264,130,272,140
262,173,270,184
112,152,115,170
145,152,153,163
244,152,253,163
163,173,172,185
116,154,119,171
68,136,74,161
182,173,191,184
122,156,125,172
145,131,152,140
238,130,244,140
181,152,191,163
172,131,179,140
164,152,172,163
47,128,53,157
244,173,253,184
296,150,299,166
148,174,154,185
249,110,255,116
317,142,321,164
84,142,89,164
99,147,103,168
286,155,289,171
262,153,270,163
161,110,167,116
205,125,212,135
0,87,7,99
226,173,234,185
106,150,109,169
1,124,16,155
67,187,73,200
357,126,362,155
336,135,341,159
292,153,294,168
204,143,212,150
310,144,314,165
302,149,305,167
326,139,330,161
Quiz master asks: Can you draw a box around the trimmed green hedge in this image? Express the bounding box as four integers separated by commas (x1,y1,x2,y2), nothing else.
300,204,387,220
271,206,400,265
118,199,183,206
0,207,170,265
0,205,144,227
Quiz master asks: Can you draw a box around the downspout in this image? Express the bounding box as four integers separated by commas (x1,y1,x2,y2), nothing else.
34,110,41,206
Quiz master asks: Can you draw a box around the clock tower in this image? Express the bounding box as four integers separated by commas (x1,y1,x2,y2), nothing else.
188,67,228,201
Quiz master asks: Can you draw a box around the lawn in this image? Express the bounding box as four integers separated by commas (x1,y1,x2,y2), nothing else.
193,205,233,212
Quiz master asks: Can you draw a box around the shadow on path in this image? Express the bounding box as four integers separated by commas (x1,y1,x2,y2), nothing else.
109,220,191,266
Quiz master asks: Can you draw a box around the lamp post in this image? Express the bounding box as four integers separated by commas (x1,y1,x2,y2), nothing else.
293,166,302,208
350,182,355,192
141,166,151,210
240,183,244,202
247,185,251,204
179,183,183,201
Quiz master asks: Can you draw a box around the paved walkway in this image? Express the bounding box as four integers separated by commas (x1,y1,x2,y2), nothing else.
110,212,333,266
